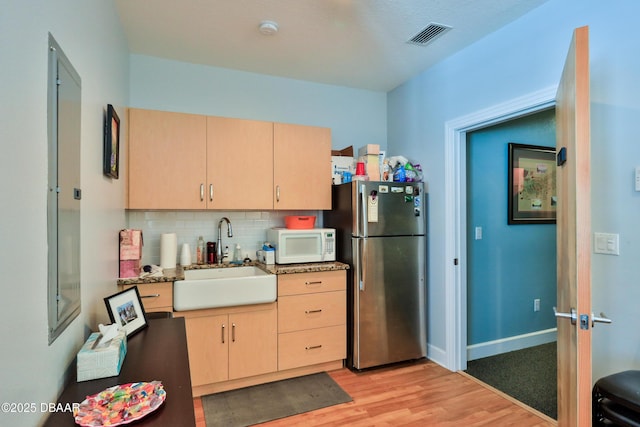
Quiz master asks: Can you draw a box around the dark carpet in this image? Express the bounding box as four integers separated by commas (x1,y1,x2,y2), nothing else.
465,342,557,419
202,372,352,426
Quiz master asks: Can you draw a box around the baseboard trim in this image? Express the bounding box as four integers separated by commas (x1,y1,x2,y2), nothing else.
467,328,557,361
427,343,448,369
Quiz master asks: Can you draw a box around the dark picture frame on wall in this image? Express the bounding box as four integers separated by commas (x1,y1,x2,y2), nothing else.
103,104,120,179
508,143,557,224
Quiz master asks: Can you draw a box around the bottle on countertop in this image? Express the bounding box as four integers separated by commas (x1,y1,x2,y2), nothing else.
197,236,205,265
207,242,216,264
233,244,242,262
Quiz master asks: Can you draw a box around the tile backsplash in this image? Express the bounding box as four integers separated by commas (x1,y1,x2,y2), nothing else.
127,210,322,266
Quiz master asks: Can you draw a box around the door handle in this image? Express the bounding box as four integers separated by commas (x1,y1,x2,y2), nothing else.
553,306,577,325
554,307,612,329
591,312,612,327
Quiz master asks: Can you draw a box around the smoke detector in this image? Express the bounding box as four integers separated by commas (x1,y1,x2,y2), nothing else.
259,21,279,36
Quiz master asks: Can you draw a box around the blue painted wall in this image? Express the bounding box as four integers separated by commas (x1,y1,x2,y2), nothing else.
466,109,557,345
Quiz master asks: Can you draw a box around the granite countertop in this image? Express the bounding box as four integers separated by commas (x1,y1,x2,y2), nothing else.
117,261,349,285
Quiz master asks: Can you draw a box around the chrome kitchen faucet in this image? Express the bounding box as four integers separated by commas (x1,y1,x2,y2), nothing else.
217,217,233,264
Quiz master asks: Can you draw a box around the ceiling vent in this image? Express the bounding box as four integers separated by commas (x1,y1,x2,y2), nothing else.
407,23,452,46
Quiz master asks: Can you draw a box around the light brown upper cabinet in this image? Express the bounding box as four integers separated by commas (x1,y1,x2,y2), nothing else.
206,116,273,210
128,108,332,210
128,108,207,209
273,123,331,210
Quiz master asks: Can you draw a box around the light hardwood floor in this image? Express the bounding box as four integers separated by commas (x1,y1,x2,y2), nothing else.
193,360,556,426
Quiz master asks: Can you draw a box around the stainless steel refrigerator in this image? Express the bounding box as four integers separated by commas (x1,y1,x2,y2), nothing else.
324,181,427,370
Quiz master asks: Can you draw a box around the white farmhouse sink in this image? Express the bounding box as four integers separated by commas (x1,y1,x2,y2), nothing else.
173,266,276,311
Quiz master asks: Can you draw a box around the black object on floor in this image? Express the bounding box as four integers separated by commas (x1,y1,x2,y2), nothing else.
465,342,557,419
593,370,640,426
202,372,352,426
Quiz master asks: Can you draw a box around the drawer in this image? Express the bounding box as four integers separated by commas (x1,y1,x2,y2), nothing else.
278,291,345,333
277,270,345,296
121,282,173,311
278,325,346,371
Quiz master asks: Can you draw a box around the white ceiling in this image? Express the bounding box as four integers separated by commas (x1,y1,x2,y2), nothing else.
115,0,548,92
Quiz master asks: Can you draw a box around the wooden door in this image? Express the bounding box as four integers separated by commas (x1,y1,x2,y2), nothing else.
206,116,274,209
555,26,591,426
128,109,207,209
185,315,229,386
228,308,277,380
273,123,332,210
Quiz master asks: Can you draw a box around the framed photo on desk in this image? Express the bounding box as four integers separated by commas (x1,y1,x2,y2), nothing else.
104,286,148,337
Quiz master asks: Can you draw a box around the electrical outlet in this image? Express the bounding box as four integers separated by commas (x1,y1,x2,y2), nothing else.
534,299,540,312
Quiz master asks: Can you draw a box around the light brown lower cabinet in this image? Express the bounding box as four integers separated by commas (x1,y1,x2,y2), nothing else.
177,270,346,396
277,270,347,370
119,282,173,314
182,304,278,388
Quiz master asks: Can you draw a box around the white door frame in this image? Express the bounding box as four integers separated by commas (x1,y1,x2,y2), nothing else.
443,85,558,372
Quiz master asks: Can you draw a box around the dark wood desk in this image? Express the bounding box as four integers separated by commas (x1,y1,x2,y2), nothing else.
45,317,195,426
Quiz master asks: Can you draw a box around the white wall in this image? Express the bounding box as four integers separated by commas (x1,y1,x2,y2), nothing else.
388,0,640,381
0,1,129,426
129,54,387,151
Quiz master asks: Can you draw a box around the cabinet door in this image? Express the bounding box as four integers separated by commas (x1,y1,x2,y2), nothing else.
228,308,277,380
128,109,207,209
207,117,274,209
185,315,228,386
273,123,331,210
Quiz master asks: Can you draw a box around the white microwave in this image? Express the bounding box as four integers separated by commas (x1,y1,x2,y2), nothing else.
267,228,336,264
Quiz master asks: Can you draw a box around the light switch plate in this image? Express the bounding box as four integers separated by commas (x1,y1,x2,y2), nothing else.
594,232,620,255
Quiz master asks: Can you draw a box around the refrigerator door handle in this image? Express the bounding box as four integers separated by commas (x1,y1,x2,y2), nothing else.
360,238,367,291
360,184,368,237
353,239,362,292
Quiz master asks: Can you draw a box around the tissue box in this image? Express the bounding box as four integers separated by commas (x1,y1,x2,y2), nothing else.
77,330,127,382
119,229,143,278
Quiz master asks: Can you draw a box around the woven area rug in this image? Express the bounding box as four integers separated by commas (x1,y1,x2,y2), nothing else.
202,372,352,426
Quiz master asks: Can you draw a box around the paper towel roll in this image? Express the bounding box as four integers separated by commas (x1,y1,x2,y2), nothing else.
160,233,177,269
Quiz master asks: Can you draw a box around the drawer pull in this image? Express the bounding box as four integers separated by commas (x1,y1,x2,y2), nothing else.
140,294,160,298
305,345,323,350
305,309,323,314
305,281,322,286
